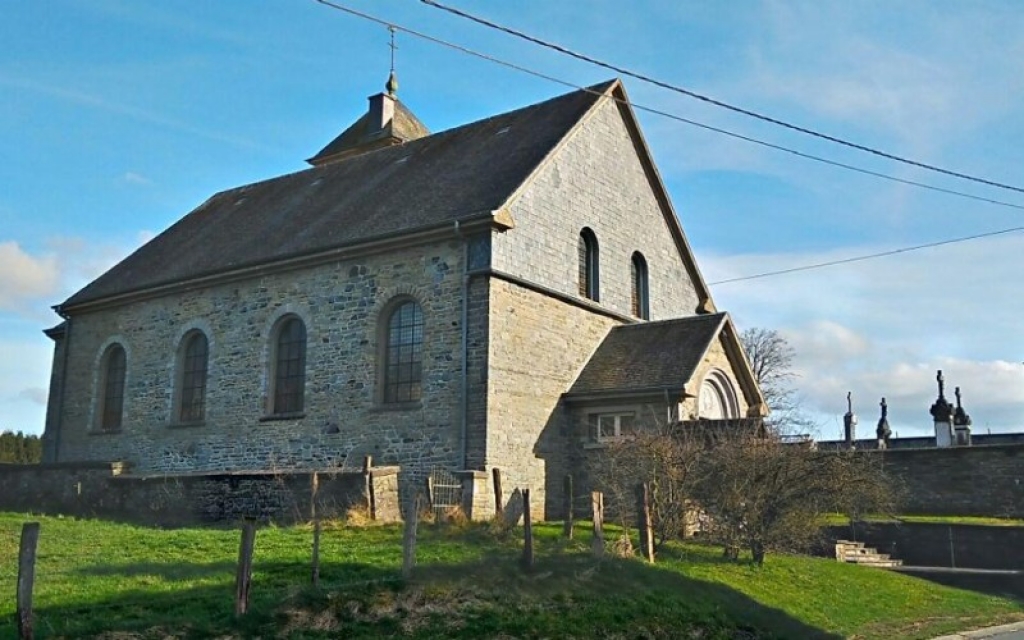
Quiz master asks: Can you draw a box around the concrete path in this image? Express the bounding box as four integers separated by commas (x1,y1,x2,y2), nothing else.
932,621,1024,639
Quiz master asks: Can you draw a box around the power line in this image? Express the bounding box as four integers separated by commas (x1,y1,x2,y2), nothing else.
708,225,1024,285
312,0,1024,283
420,0,1024,197
311,0,1024,212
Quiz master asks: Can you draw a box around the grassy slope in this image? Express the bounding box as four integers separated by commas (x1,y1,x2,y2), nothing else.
0,513,1020,639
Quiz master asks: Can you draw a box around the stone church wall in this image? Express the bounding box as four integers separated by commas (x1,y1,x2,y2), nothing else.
486,277,621,519
492,95,702,320
52,239,467,481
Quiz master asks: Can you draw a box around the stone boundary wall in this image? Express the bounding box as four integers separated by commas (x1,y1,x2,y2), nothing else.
824,522,1024,570
866,444,1024,518
0,462,400,527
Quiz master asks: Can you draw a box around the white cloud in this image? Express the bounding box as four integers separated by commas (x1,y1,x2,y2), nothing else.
120,171,153,186
0,241,60,312
700,232,1024,435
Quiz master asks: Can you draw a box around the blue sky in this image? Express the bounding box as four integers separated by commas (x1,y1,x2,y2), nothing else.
2,1,1023,438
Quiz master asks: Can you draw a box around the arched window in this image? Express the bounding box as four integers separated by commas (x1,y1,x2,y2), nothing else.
383,299,424,404
578,228,599,301
177,331,209,423
99,344,127,431
698,370,740,420
631,251,649,320
270,316,306,415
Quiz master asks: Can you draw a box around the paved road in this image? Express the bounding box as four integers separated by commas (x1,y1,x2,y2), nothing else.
933,621,1024,639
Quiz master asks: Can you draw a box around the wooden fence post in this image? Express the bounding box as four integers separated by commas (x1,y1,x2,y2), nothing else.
637,482,654,563
522,488,534,570
563,474,574,539
492,467,503,516
311,518,321,587
363,456,376,520
591,492,605,557
235,522,256,617
17,522,40,640
310,471,319,520
402,494,420,579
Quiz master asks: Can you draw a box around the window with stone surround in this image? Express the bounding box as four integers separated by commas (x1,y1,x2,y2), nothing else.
589,410,636,442
98,343,126,431
269,316,306,415
176,330,209,423
382,298,424,404
631,251,649,320
578,227,600,301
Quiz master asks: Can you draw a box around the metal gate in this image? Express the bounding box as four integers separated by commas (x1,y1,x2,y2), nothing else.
426,467,462,515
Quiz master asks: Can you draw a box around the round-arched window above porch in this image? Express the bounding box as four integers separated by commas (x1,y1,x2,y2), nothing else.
698,369,740,419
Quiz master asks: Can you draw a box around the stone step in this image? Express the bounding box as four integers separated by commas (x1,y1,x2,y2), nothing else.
835,541,902,569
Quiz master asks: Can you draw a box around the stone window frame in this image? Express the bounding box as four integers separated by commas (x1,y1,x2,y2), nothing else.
630,251,649,320
698,369,740,420
377,295,425,406
172,329,210,425
92,339,129,433
265,313,308,418
578,227,600,302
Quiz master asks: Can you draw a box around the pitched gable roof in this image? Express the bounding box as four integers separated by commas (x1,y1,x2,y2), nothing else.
567,313,728,397
62,80,617,310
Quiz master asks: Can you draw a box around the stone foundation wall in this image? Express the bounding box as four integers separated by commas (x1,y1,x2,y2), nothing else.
869,444,1024,518
0,462,400,526
825,522,1024,570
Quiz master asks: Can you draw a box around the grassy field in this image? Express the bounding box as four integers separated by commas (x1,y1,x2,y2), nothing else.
1,512,1021,639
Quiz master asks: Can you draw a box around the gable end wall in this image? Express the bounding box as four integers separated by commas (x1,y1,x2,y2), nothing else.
492,96,701,320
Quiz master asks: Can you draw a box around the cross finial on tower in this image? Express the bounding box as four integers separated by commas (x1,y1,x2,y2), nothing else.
386,25,399,97
936,370,946,400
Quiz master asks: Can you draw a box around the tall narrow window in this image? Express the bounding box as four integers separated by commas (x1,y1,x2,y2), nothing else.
178,332,209,423
272,317,306,414
100,344,126,431
384,300,424,403
631,251,649,320
578,228,600,301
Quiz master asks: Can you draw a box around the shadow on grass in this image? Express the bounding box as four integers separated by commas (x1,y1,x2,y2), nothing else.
4,551,843,640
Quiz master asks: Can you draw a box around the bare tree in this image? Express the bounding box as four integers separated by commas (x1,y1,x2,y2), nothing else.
590,420,709,551
696,429,900,565
740,327,814,436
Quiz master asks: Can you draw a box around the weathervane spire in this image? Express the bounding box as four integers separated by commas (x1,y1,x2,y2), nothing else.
386,25,399,97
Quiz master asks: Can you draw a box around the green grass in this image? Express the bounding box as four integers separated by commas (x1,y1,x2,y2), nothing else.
1,512,1021,639
824,513,1024,527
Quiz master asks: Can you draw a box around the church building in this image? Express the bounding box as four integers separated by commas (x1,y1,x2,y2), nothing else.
41,77,766,517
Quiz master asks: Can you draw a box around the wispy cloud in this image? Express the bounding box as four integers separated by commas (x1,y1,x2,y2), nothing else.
119,171,153,186
16,387,47,406
0,74,268,152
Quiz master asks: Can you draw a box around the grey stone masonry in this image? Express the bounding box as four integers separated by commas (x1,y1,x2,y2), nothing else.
493,95,702,320
52,239,468,477
486,278,622,519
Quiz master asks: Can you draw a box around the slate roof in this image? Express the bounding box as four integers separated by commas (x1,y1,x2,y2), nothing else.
62,80,617,309
567,313,727,397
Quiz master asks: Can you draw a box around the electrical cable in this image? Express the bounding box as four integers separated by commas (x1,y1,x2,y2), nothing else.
420,0,1024,196
708,225,1024,285
312,0,1024,212
311,0,1024,283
